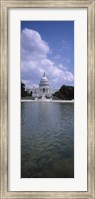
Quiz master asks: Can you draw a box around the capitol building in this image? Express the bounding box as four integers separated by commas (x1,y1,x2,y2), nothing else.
26,72,58,99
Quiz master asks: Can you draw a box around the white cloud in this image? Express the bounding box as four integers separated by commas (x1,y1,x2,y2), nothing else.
21,28,74,88
62,40,71,50
21,28,49,61
54,54,61,60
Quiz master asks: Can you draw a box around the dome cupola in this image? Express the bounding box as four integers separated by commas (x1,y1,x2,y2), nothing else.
39,72,49,88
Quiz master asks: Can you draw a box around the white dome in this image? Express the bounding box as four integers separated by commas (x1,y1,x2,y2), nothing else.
39,72,49,87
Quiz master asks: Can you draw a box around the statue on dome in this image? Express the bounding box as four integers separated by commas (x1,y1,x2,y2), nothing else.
43,72,45,77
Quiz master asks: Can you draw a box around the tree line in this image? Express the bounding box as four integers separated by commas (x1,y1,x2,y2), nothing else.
21,82,74,100
53,85,74,100
21,82,32,97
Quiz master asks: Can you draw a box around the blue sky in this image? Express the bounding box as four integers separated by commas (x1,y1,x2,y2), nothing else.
21,21,74,89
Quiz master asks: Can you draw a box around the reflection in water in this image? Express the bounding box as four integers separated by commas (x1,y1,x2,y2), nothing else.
21,102,74,178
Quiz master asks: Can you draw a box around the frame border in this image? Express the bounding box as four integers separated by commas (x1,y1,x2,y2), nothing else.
0,0,95,198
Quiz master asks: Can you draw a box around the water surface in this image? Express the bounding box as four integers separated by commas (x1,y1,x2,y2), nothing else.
21,102,74,178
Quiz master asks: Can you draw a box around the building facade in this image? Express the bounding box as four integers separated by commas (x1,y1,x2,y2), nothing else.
26,72,58,99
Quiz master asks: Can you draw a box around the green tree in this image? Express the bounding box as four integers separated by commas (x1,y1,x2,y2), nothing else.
21,82,32,98
21,82,26,97
53,85,74,100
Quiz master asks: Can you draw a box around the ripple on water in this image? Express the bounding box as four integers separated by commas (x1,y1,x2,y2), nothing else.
21,102,74,178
